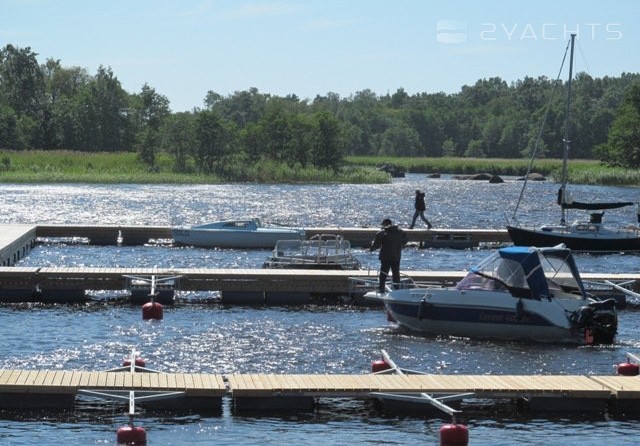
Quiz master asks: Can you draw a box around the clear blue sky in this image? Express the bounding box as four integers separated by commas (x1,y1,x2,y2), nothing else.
2,0,639,112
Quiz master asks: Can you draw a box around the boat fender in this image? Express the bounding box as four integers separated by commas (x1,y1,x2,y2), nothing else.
516,299,524,321
417,297,430,321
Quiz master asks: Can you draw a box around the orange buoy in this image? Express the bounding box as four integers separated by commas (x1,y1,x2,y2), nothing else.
123,357,146,368
116,424,147,445
142,301,163,320
371,359,391,373
617,360,640,376
440,423,468,446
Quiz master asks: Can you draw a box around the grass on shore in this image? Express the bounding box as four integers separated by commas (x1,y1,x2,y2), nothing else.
0,151,389,184
1,151,638,185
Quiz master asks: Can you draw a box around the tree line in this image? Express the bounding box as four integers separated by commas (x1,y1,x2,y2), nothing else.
1,44,640,175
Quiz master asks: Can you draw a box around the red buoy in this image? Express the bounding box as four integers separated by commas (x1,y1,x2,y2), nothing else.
371,359,391,373
617,361,640,376
142,301,163,320
116,424,147,445
440,423,469,446
123,357,146,368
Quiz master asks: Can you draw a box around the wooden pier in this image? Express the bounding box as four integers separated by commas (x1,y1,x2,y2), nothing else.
0,265,636,303
0,368,638,414
0,224,36,266
0,223,638,303
30,223,510,248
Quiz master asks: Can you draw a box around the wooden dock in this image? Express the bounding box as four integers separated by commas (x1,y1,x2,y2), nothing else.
0,265,636,303
1,223,638,303
31,223,510,248
0,224,36,266
0,368,638,414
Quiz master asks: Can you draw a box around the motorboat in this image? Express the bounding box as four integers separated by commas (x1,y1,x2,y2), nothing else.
263,234,362,270
172,218,305,249
507,34,640,252
374,245,617,345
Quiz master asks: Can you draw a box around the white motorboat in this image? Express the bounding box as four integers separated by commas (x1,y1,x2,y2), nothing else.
374,245,617,345
172,218,305,249
263,234,362,270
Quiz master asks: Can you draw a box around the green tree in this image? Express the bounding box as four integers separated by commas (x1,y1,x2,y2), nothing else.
42,59,90,150
0,45,44,118
604,82,640,168
379,120,420,156
194,110,232,173
0,103,19,149
312,111,343,169
160,112,196,172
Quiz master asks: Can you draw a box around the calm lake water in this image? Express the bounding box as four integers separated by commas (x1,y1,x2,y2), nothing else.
1,175,640,445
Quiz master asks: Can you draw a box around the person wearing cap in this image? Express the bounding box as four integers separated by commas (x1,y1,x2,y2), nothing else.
410,189,433,229
369,218,408,293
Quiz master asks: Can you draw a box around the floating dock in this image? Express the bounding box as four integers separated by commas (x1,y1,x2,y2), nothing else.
0,368,639,415
0,265,636,304
0,224,637,303
31,223,510,248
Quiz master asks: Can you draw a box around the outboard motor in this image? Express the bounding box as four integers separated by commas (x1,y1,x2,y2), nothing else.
573,299,617,345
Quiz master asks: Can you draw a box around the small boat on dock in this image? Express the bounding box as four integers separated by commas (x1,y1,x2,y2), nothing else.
172,218,305,249
372,244,618,345
263,234,362,270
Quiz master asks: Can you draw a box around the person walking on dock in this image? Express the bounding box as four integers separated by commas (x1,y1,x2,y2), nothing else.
409,189,433,229
369,218,407,293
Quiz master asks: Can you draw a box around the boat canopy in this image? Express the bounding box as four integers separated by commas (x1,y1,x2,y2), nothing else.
458,245,585,300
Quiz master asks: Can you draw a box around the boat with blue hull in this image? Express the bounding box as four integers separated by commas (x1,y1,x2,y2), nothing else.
375,245,617,345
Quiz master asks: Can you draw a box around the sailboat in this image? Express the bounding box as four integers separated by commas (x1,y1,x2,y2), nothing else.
507,34,640,253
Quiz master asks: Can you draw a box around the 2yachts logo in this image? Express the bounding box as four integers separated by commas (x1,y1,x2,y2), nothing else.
436,20,623,44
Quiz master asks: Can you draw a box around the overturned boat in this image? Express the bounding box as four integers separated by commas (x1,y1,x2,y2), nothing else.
375,245,617,345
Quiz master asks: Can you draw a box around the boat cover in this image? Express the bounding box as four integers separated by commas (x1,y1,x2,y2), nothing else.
468,246,584,300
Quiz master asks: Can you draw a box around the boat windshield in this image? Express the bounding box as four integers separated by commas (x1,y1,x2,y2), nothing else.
457,246,585,299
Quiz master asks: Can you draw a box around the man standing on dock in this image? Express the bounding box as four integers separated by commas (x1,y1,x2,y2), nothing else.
409,189,433,229
369,218,407,294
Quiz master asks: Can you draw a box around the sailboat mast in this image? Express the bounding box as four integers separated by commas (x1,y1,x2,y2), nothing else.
560,33,576,225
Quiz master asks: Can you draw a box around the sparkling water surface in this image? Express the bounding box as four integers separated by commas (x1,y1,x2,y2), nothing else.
1,176,639,445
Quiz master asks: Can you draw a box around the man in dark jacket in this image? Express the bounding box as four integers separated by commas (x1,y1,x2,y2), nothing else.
410,189,433,229
369,218,408,293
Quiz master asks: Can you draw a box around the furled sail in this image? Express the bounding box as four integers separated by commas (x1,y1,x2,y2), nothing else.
557,188,633,210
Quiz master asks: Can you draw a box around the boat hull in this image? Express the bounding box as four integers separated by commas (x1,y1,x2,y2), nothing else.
507,225,640,252
381,289,591,344
172,229,304,249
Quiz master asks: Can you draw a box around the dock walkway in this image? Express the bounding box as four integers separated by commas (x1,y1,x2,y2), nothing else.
0,369,638,413
1,223,638,303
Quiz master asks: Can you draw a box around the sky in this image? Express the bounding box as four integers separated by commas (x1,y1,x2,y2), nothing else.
2,0,639,112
